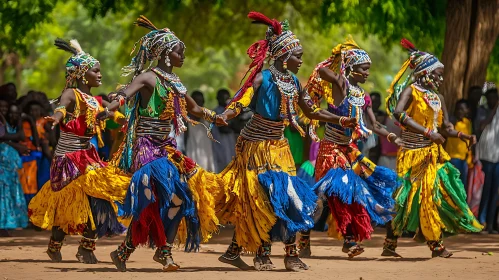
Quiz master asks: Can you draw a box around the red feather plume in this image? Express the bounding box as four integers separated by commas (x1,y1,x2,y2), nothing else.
400,38,416,52
248,11,282,35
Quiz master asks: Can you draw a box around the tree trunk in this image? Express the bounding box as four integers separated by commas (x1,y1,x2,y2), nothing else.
440,0,473,110
463,0,499,97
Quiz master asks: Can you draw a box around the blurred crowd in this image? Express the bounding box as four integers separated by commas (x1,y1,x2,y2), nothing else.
1,82,498,234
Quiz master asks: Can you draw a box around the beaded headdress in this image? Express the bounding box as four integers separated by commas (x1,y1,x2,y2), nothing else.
122,15,184,77
305,36,368,106
232,11,302,102
54,38,99,90
385,39,445,117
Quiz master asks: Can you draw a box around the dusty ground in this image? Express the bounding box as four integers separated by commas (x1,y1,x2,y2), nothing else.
0,227,498,280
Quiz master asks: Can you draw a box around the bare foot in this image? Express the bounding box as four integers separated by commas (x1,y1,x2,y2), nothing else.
218,252,252,271
253,256,274,271
46,250,62,262
110,250,127,272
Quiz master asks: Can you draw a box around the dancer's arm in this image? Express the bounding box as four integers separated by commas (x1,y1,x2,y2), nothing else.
104,72,153,113
365,105,400,145
45,89,75,129
298,89,356,128
185,94,226,125
218,73,261,125
393,87,445,144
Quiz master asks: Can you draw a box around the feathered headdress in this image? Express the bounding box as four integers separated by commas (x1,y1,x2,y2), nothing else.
231,11,301,105
122,15,184,77
385,39,444,117
55,38,99,89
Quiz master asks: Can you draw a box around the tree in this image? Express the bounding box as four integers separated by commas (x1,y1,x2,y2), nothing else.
319,0,499,110
0,0,58,83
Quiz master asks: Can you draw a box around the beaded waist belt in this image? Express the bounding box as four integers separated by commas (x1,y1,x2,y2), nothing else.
136,117,172,138
401,130,432,149
54,131,92,156
324,124,352,145
240,114,285,141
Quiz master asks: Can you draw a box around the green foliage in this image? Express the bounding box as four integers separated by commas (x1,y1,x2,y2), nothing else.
319,0,448,55
0,0,58,54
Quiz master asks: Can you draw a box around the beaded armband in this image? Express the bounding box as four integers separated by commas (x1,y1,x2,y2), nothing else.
387,133,397,143
227,102,243,115
54,106,67,119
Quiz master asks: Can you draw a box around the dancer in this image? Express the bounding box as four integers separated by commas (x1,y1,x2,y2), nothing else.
28,38,129,264
382,39,482,258
298,37,400,258
216,12,356,271
101,16,220,272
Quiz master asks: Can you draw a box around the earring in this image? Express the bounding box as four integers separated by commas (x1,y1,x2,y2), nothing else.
348,67,353,78
283,61,287,70
165,56,171,67
83,77,88,84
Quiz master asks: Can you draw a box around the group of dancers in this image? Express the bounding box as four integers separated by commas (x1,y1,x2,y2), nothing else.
27,11,483,272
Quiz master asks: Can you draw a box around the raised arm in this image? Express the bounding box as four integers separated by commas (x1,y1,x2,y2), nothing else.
393,86,445,144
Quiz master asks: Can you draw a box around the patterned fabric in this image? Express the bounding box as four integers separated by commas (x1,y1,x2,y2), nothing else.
344,49,371,68
0,143,28,229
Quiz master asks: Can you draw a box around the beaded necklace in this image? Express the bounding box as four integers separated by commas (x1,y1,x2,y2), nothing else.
151,67,196,135
415,83,441,131
151,67,187,96
269,65,304,136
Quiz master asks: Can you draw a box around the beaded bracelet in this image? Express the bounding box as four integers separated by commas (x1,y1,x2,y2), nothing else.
387,133,396,143
54,106,67,119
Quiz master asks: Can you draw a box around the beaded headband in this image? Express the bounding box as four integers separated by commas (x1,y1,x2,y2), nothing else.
344,49,371,68
54,38,99,89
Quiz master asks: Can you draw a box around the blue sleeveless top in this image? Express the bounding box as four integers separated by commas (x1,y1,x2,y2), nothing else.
250,69,301,121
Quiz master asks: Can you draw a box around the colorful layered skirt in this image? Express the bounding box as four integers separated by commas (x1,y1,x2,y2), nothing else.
118,131,219,251
28,132,129,237
392,139,482,241
216,115,317,252
313,140,398,241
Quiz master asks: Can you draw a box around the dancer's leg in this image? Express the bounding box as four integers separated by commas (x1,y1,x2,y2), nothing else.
218,232,251,270
283,235,309,271
76,221,98,264
47,227,65,262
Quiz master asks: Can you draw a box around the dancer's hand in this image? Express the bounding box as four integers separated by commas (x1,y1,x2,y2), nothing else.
96,108,111,121
342,117,358,128
45,114,63,130
393,137,404,147
429,132,446,145
461,134,477,150
215,114,228,126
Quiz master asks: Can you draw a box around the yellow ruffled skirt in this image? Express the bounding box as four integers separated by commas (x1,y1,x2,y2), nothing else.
393,143,482,241
216,137,297,252
29,165,130,236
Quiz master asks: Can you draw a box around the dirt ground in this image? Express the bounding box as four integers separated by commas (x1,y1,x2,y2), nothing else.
0,227,498,280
